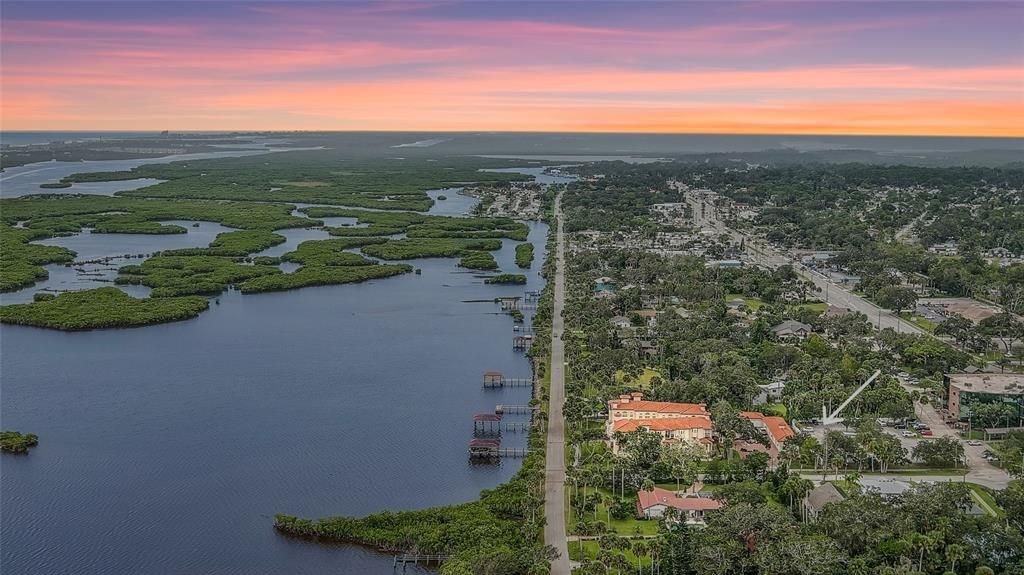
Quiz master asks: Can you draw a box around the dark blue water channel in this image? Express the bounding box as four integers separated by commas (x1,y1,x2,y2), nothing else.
1,182,550,573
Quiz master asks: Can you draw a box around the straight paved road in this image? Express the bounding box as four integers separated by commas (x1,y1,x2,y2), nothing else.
687,193,925,335
544,193,570,574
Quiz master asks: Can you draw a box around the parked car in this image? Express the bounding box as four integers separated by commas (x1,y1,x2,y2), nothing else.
967,440,982,447
921,430,934,436
901,431,916,438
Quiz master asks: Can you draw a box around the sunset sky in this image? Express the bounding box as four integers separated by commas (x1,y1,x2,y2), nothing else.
2,1,1022,136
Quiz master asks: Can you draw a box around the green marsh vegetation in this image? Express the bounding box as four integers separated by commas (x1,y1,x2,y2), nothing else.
484,274,527,284
116,255,281,297
161,230,287,257
1,150,544,328
0,287,209,330
0,431,39,454
0,195,311,292
55,151,535,210
1,226,76,291
361,238,501,260
280,238,386,266
304,206,529,240
515,243,534,268
238,263,412,293
458,252,498,270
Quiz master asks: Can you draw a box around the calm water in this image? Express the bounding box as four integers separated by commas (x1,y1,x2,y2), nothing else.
1,166,552,573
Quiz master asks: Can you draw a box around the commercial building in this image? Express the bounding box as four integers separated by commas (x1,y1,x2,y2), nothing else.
945,373,1024,425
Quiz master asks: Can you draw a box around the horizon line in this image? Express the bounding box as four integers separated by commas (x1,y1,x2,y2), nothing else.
3,129,1023,140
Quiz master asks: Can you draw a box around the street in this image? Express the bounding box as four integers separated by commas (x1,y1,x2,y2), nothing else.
544,192,570,575
686,192,925,334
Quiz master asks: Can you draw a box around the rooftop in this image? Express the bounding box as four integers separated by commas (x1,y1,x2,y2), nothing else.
948,373,1024,395
740,411,795,443
806,482,845,511
609,393,709,416
637,487,722,512
612,416,713,433
772,319,812,334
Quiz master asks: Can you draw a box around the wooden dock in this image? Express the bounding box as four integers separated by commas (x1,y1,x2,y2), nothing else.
468,437,531,461
513,335,534,350
481,371,532,388
495,404,535,415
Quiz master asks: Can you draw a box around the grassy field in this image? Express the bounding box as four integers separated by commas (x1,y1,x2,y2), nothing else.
898,312,938,333
614,367,662,388
567,487,659,536
966,483,1004,517
725,293,763,310
791,302,828,313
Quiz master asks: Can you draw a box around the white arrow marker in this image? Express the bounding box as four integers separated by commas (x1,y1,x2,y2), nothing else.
821,369,882,426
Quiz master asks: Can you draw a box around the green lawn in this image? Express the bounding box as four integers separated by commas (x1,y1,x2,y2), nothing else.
966,483,1004,517
614,367,662,388
898,312,938,333
790,302,827,313
763,403,787,418
726,293,763,311
567,487,659,536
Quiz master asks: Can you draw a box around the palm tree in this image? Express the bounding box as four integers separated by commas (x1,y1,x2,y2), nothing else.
602,494,614,525
908,532,933,573
945,543,965,573
632,540,649,575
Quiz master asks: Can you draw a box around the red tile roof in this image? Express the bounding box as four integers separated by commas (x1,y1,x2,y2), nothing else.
739,412,794,443
609,399,709,416
637,487,722,512
612,417,712,433
763,416,795,443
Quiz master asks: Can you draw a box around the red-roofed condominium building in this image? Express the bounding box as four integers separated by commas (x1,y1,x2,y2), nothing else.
735,411,795,465
607,393,713,454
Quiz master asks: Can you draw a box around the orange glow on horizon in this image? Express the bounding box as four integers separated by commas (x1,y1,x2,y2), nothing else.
3,3,1022,137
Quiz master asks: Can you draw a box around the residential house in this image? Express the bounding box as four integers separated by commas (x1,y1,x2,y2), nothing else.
753,381,785,405
735,411,795,465
823,305,851,318
858,478,911,499
609,315,632,329
801,482,845,522
771,320,812,340
636,486,722,525
630,309,659,329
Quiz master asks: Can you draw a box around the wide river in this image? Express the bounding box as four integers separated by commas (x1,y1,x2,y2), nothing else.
1,154,572,574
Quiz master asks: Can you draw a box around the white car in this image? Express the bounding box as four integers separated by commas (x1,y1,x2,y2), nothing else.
966,440,982,447
901,431,916,438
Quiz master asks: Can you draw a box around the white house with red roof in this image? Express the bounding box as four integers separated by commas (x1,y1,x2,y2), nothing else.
636,486,722,525
606,393,713,453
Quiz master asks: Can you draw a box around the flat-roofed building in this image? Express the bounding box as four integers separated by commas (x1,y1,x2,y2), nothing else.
945,373,1024,425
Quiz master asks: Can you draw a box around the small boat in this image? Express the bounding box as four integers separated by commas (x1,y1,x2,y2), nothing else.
415,269,422,275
